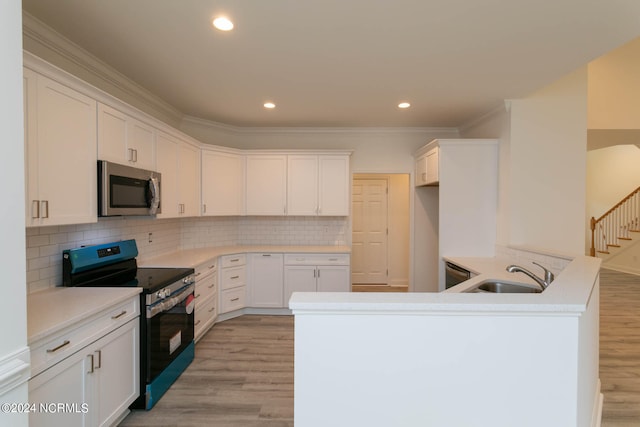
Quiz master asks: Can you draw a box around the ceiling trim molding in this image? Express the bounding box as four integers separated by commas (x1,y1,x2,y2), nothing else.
457,102,508,134
22,11,183,125
182,114,459,136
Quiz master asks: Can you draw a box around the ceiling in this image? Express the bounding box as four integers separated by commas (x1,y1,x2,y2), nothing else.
21,0,640,128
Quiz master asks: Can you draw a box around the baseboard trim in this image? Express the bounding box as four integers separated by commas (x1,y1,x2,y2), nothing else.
591,379,603,427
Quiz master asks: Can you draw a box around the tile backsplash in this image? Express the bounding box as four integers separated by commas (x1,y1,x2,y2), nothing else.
26,216,349,293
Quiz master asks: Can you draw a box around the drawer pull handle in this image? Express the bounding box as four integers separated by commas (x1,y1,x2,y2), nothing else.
231,297,240,302
46,340,70,353
262,254,271,257
208,307,215,313
88,354,94,374
95,350,102,369
195,320,201,326
195,293,201,299
208,265,215,269
208,284,215,289
195,272,202,277
111,310,127,320
329,258,338,261
230,258,240,262
230,275,240,280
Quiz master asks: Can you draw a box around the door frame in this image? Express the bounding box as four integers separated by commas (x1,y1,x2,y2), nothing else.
351,172,411,289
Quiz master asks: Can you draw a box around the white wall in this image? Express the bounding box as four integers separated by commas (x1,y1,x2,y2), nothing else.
0,0,28,424
509,67,588,255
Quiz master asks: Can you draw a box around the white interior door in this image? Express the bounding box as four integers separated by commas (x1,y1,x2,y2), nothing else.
351,179,388,284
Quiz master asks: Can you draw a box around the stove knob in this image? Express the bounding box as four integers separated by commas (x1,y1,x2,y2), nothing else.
156,290,164,299
184,276,195,285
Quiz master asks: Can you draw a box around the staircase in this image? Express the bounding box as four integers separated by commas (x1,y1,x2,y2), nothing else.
590,185,640,257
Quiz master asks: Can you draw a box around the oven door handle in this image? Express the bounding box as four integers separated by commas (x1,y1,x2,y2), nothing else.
147,284,194,319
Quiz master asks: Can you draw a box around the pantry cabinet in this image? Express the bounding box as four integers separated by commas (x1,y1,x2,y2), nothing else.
201,150,245,216
97,103,155,171
245,155,287,215
23,68,97,227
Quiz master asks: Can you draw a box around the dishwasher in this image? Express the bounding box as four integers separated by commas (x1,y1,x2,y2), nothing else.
444,261,472,289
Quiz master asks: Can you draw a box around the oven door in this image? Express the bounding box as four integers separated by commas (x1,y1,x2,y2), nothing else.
145,284,195,382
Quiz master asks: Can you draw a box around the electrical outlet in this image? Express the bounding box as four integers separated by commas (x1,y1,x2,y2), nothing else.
148,232,153,243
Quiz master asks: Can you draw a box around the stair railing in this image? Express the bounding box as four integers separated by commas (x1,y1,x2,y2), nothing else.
590,185,640,256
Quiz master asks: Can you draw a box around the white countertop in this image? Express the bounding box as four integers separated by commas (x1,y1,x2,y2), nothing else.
290,255,601,314
27,286,142,344
140,245,351,268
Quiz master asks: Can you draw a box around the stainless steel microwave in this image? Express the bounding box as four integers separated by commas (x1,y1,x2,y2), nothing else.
98,160,161,216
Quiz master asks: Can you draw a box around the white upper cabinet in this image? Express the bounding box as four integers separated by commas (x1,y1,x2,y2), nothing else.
156,131,201,218
24,68,97,227
318,155,350,216
415,145,439,187
288,154,350,216
245,154,287,215
287,155,319,216
201,150,245,216
97,103,155,170
178,141,201,217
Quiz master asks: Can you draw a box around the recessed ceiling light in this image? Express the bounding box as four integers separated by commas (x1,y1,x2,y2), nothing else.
264,102,276,109
213,17,234,31
398,102,411,109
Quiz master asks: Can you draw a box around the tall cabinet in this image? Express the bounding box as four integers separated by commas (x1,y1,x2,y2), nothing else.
414,139,498,291
23,68,97,227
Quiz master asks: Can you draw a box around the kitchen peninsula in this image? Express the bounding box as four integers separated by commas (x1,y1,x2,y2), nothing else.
290,255,602,427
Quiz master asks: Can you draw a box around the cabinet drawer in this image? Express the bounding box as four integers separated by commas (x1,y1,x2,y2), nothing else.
30,296,140,377
220,287,246,313
194,294,217,341
194,258,217,281
284,253,350,266
195,273,217,304
221,254,246,268
221,266,246,290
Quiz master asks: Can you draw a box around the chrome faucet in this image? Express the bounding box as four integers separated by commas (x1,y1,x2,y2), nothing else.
506,262,554,290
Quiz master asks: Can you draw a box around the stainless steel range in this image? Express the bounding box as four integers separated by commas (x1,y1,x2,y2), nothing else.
63,239,195,410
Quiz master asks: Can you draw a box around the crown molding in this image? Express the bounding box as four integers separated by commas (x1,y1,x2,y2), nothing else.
457,102,508,134
182,114,459,136
22,11,183,125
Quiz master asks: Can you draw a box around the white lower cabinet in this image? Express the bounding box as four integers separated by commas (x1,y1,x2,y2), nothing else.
220,254,247,314
249,253,284,308
283,254,350,305
193,257,218,341
29,318,139,427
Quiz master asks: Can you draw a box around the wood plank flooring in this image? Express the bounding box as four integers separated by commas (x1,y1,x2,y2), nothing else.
119,315,294,427
119,269,640,426
600,268,640,426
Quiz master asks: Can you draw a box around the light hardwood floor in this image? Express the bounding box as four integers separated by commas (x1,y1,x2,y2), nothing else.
120,268,639,426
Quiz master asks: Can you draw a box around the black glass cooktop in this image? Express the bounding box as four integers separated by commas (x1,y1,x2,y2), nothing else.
131,268,194,293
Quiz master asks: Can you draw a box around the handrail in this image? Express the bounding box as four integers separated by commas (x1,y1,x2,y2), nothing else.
595,185,640,223
590,185,640,256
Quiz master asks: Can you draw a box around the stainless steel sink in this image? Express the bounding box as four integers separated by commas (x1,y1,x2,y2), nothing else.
465,280,543,293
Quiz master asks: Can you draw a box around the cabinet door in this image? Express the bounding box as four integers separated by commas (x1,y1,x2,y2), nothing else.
155,131,180,218
318,155,350,216
245,155,287,215
202,150,245,215
283,265,317,306
249,254,284,307
97,104,155,170
33,74,97,226
29,349,91,427
178,141,201,217
24,68,38,226
425,148,439,185
94,318,139,427
287,155,318,216
415,154,428,186
317,265,351,292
